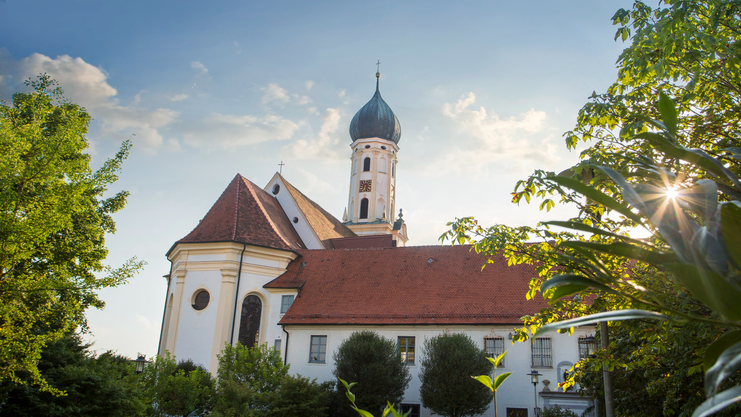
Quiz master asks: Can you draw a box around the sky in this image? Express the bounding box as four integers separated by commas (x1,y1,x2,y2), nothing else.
0,0,635,359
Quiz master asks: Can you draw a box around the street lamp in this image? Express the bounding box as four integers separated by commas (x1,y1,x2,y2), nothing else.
581,334,598,358
527,369,542,416
133,354,149,374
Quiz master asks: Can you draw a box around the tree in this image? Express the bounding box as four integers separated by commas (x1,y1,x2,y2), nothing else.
141,353,216,417
0,74,144,390
0,333,147,417
419,333,492,417
259,374,330,417
440,1,741,415
332,331,411,417
211,343,289,417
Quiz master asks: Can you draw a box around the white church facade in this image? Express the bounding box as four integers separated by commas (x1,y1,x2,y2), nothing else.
157,72,594,417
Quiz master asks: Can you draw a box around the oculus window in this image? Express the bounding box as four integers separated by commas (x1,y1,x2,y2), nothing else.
191,289,210,311
309,336,327,363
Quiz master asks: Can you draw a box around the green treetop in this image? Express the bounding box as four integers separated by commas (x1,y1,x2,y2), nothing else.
0,74,144,391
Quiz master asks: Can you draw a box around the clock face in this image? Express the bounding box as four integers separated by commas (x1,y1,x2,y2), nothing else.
359,180,372,192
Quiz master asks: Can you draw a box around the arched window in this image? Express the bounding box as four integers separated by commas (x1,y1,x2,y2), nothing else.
359,198,369,219
238,294,262,348
363,157,371,172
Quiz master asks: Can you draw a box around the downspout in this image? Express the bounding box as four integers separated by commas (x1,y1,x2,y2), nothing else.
229,243,247,345
156,260,174,357
281,324,290,366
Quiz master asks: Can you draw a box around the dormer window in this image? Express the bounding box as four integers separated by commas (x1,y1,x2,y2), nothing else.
363,157,371,172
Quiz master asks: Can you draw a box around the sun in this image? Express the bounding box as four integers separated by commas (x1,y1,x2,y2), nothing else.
666,187,678,199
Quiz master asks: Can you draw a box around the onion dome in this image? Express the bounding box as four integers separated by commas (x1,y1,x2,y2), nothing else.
349,74,401,144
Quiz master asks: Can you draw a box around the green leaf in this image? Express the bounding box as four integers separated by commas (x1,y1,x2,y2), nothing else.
705,330,741,372
472,375,494,391
559,241,677,266
664,264,741,321
541,221,648,246
493,350,507,368
493,372,512,390
720,202,741,269
548,175,644,223
541,274,621,297
705,340,741,397
354,409,375,417
532,310,671,338
692,384,741,417
346,391,356,403
551,284,590,300
658,92,678,136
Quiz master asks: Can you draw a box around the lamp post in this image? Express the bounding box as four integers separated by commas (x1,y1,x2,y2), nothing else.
527,369,541,417
581,334,598,358
133,354,149,374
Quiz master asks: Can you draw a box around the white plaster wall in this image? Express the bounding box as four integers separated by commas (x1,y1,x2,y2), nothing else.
265,178,324,249
231,272,280,346
173,270,222,368
284,325,593,417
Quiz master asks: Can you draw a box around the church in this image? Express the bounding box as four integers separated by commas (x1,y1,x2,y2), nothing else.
157,71,594,417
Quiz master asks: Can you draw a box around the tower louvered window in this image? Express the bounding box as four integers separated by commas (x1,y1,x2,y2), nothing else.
363,157,371,172
238,295,262,348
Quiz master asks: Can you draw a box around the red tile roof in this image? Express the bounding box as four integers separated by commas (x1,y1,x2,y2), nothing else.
169,174,305,255
279,175,356,248
266,245,548,325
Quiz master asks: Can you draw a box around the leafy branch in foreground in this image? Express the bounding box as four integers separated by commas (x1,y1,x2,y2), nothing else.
0,74,144,392
338,378,410,417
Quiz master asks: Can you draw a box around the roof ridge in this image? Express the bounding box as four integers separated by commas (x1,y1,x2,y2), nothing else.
242,178,293,248
232,174,241,241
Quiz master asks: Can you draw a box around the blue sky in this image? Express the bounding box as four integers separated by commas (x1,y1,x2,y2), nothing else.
1,0,633,360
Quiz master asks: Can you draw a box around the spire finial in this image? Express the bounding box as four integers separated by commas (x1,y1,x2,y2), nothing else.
375,60,381,91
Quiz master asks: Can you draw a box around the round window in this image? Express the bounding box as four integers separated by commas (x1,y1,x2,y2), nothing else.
293,217,299,223
272,184,280,195
365,145,371,149
192,289,210,311
381,145,386,150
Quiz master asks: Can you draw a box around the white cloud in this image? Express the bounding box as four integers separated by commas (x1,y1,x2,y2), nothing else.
305,80,314,91
338,89,346,97
436,92,555,173
166,93,189,102
182,112,301,149
191,61,208,74
135,315,153,330
283,107,343,159
262,83,312,106
262,83,290,104
234,41,242,54
0,51,179,154
191,61,212,82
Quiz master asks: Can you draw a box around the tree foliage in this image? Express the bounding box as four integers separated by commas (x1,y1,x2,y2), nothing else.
419,333,492,417
0,333,147,417
212,343,289,417
0,74,144,390
141,353,215,417
332,331,411,417
441,1,741,416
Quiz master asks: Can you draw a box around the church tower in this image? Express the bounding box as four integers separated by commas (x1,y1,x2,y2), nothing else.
343,69,408,246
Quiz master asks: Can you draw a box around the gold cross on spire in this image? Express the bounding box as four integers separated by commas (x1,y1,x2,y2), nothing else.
376,60,381,78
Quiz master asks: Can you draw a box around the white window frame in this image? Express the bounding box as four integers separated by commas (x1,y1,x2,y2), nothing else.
280,294,294,314
309,335,327,363
531,337,553,368
399,336,415,365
